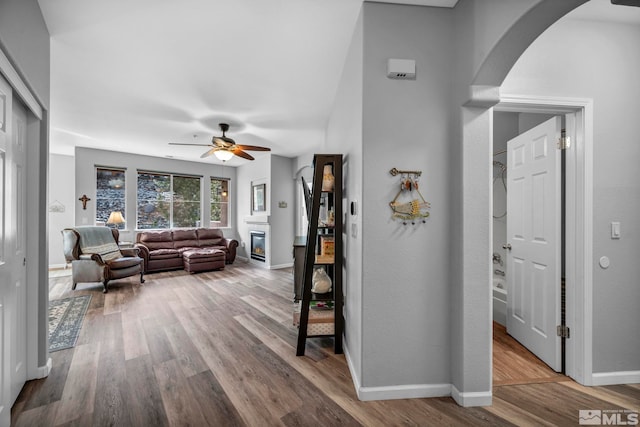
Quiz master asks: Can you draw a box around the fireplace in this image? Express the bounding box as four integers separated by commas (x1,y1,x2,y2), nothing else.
250,231,266,262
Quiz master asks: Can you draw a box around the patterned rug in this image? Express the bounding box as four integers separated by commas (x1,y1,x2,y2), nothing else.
49,295,91,352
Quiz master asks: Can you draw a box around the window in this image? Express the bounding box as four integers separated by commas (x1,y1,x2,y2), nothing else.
137,171,201,229
96,167,126,229
210,178,229,227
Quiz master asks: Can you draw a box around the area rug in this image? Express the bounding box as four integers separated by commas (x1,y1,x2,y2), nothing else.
49,295,91,352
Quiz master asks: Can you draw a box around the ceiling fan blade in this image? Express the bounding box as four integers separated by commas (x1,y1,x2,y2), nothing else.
232,148,255,161
235,144,271,152
169,142,213,147
200,148,217,158
212,136,235,147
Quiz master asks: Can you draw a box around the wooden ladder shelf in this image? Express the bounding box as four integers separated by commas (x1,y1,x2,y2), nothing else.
295,154,343,356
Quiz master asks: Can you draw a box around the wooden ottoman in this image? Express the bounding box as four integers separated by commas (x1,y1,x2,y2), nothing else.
182,248,226,273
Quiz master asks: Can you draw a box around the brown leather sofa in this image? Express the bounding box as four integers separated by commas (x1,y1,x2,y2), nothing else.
134,228,238,273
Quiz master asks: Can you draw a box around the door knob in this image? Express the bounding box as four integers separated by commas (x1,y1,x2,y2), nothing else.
503,243,512,250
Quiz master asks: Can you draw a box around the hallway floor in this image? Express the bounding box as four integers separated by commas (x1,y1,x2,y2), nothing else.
493,321,567,386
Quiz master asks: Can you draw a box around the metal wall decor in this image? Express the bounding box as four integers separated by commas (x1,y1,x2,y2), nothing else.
389,168,430,225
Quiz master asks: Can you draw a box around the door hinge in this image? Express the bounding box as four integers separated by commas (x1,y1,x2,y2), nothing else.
558,131,571,150
557,325,570,338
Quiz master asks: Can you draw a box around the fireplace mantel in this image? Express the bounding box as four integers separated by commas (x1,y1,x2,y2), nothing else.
244,215,270,225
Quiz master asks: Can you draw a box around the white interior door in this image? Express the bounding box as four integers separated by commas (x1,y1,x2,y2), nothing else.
506,116,562,372
0,72,28,423
10,97,27,404
0,71,13,425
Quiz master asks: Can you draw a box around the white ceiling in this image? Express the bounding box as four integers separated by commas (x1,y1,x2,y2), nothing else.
37,0,638,166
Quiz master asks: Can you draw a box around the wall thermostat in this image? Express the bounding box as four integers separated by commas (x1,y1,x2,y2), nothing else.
387,59,416,80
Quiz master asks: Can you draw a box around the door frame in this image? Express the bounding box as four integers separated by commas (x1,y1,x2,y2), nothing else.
494,94,593,385
0,45,51,385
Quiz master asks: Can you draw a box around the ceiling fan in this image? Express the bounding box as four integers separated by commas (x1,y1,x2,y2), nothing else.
169,123,270,161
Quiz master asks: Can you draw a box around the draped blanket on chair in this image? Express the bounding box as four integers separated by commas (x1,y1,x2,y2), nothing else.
74,226,122,261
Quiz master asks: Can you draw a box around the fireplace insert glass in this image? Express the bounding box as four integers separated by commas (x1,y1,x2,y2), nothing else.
250,231,266,262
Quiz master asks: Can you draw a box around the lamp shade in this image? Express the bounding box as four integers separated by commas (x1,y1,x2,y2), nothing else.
214,150,234,162
106,211,125,224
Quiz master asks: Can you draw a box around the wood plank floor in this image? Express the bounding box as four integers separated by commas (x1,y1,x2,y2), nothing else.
12,263,640,426
493,322,568,386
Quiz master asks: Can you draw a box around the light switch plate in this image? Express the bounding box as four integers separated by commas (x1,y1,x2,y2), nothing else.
611,221,621,239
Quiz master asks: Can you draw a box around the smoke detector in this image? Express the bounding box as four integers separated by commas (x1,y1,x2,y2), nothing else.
387,59,416,80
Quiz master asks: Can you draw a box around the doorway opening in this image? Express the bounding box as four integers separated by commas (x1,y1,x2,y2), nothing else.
492,111,568,384
490,95,593,387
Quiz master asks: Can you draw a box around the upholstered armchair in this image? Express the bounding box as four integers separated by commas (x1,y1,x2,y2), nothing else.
62,226,145,293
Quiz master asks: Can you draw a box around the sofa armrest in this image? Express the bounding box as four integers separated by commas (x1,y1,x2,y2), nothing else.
79,253,107,265
61,228,80,261
224,238,238,249
225,238,238,264
134,243,150,271
120,247,140,258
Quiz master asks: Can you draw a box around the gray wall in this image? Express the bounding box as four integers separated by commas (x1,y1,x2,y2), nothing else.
269,155,295,268
0,0,50,108
360,2,453,388
49,154,75,267
325,6,364,385
502,17,640,373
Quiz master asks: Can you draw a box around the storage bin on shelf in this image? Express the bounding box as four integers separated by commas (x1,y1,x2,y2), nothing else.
293,302,335,336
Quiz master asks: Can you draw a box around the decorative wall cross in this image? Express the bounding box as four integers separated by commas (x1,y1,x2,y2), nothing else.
78,194,91,210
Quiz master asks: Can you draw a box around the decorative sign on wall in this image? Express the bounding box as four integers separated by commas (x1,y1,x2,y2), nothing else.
388,167,430,225
49,200,66,213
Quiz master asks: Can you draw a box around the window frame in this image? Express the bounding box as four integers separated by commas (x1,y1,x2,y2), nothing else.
95,166,127,230
210,176,230,229
136,170,202,230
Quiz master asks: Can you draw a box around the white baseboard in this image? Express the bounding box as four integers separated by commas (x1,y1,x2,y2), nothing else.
451,385,492,407
33,358,52,379
343,341,361,397
345,342,492,406
48,263,68,270
344,342,451,401
270,263,293,270
358,382,452,401
591,370,640,386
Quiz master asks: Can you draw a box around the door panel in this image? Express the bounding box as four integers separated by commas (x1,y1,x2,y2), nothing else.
0,72,12,426
10,98,27,403
0,72,28,422
506,116,562,372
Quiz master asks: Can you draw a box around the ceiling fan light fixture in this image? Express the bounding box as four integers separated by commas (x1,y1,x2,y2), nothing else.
214,150,234,161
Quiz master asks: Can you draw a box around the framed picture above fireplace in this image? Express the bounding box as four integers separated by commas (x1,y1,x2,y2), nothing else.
252,183,266,212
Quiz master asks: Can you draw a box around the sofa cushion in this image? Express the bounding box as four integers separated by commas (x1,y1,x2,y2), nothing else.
148,248,181,259
173,229,199,250
183,248,225,261
197,228,225,247
108,256,143,270
177,246,198,254
138,230,174,250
